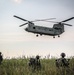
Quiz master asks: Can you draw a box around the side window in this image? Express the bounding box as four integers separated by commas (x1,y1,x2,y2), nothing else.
33,27,35,29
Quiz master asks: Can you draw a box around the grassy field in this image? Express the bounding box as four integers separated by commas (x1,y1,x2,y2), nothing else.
0,57,74,75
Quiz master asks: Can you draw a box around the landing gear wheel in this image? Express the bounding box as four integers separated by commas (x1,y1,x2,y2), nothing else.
58,35,60,37
53,36,55,38
36,34,38,37
40,34,42,36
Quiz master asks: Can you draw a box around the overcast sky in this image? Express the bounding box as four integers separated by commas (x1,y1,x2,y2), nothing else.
0,0,74,58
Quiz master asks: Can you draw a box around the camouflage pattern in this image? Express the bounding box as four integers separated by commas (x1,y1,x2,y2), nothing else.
56,53,70,68
28,55,41,70
56,58,70,68
0,52,3,65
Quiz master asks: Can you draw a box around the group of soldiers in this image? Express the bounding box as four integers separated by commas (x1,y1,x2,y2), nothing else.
0,52,70,70
28,55,41,70
28,52,70,70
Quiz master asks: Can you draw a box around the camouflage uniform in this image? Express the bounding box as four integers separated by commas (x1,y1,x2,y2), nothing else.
56,53,70,68
29,55,41,70
0,52,3,65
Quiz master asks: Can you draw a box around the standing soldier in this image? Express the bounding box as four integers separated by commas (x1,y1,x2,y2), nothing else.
0,52,3,65
60,53,70,67
35,55,41,70
56,53,70,68
28,55,41,70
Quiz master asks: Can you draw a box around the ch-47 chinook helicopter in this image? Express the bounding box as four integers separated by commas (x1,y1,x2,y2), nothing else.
14,15,74,38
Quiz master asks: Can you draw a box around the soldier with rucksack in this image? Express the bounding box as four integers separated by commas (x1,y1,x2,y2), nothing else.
56,53,70,68
28,55,41,70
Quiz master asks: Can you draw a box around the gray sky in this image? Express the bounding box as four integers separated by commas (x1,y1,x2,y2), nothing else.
0,0,74,58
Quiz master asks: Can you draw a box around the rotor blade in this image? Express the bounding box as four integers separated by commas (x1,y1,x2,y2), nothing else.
63,23,72,26
37,20,72,26
38,20,59,23
32,18,56,22
19,23,28,27
62,17,74,22
14,15,28,21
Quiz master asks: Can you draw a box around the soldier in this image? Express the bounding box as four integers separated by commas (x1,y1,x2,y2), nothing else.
61,53,70,67
28,55,41,70
29,57,35,69
0,52,3,65
35,55,41,69
56,53,70,68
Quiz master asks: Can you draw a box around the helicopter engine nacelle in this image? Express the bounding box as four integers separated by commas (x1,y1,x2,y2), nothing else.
25,22,35,32
28,22,34,27
53,24,64,33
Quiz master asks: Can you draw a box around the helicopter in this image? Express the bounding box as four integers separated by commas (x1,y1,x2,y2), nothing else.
14,15,74,38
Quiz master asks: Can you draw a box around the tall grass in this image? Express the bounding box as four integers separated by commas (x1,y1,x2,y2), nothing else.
0,57,74,75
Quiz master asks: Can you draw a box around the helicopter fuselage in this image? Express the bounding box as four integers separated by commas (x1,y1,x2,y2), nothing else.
14,15,74,38
25,24,64,37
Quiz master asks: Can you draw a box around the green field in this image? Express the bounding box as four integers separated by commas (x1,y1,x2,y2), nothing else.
0,57,74,75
